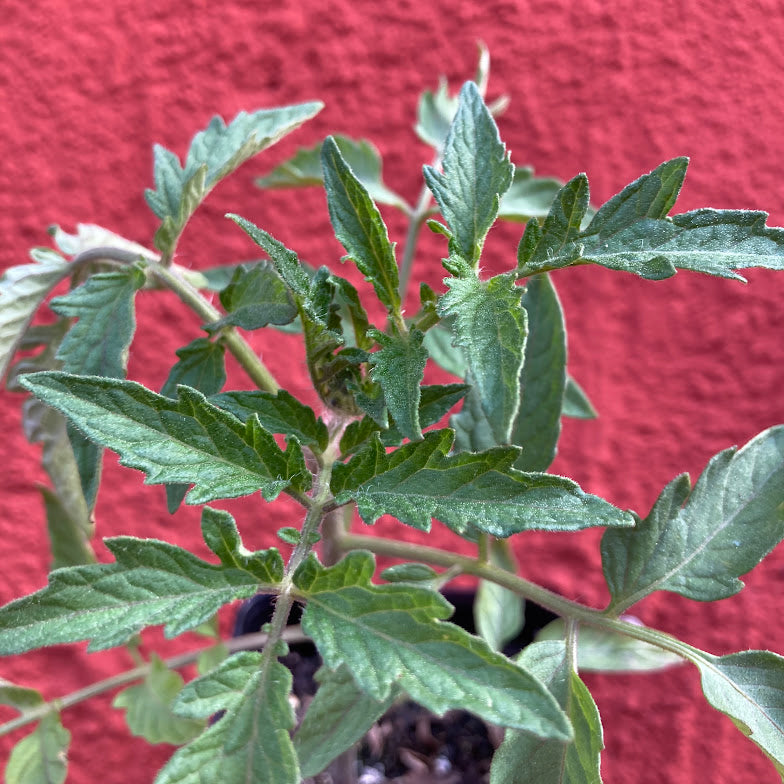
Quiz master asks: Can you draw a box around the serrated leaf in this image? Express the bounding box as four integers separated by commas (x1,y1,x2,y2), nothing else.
694,649,784,776
519,159,784,280
602,426,784,611
512,273,566,471
294,664,398,777
475,538,524,651
210,389,328,451
19,372,310,505
200,507,284,583
499,166,565,223
535,617,682,672
332,430,632,536
490,640,603,784
206,261,297,332
562,376,597,419
0,532,270,654
294,552,571,739
368,328,428,442
145,102,323,256
0,250,70,380
161,652,299,784
423,81,514,265
256,134,407,210
113,655,204,745
321,135,401,314
5,713,70,784
438,273,527,444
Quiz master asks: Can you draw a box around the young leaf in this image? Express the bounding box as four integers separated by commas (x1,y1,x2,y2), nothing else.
451,375,498,454
211,389,328,451
512,272,566,471
293,552,572,740
475,538,525,651
19,372,310,505
536,617,682,672
0,533,273,654
490,640,604,784
331,429,633,536
293,665,398,777
5,713,71,784
602,426,784,612
113,654,204,745
694,649,784,776
256,134,408,210
423,322,468,378
438,273,527,445
0,679,45,712
321,135,401,315
415,77,460,150
144,102,323,256
423,81,514,265
498,166,565,223
160,653,299,784
368,328,428,442
49,222,156,260
0,249,70,380
206,261,297,332
562,376,598,419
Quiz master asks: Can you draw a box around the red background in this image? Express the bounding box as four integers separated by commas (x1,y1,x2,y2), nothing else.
1,1,784,781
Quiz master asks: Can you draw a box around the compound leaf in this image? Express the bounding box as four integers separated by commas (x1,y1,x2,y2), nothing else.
19,372,310,505
321,135,401,314
294,552,571,740
423,81,514,265
490,640,603,784
602,426,784,612
438,273,527,445
5,713,70,784
293,665,398,777
332,429,632,537
145,102,323,256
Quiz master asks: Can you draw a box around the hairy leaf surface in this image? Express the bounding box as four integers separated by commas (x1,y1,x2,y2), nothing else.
20,372,310,504
145,102,322,255
602,426,784,611
439,273,527,444
423,81,514,265
294,552,571,739
321,136,401,314
294,665,398,777
490,641,603,784
332,430,632,536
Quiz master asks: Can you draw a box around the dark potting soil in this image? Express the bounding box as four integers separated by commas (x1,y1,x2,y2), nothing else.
233,591,556,783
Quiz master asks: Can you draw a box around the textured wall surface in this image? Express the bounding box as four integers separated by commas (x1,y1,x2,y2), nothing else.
1,1,783,781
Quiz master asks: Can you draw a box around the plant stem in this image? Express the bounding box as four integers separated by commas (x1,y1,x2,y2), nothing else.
398,182,434,301
0,628,307,738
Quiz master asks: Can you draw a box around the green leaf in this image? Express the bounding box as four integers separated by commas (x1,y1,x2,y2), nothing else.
113,654,204,745
256,134,407,210
380,563,440,583
512,273,566,471
321,135,401,314
19,372,310,505
415,77,460,150
475,538,524,651
206,262,297,332
145,102,323,255
499,166,565,223
536,617,682,672
451,375,497,455
210,389,328,451
332,430,633,536
368,328,428,442
602,426,784,611
0,532,270,654
694,649,784,776
490,640,604,784
0,249,70,380
562,376,597,419
438,274,527,444
423,81,514,266
294,552,571,739
294,665,398,777
0,680,44,712
49,223,157,261
5,713,70,784
160,652,299,784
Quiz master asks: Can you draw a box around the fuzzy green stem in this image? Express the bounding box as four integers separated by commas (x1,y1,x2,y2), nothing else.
398,183,434,301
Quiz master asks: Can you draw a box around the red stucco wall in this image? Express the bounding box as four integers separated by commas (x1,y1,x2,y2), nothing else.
1,1,783,781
